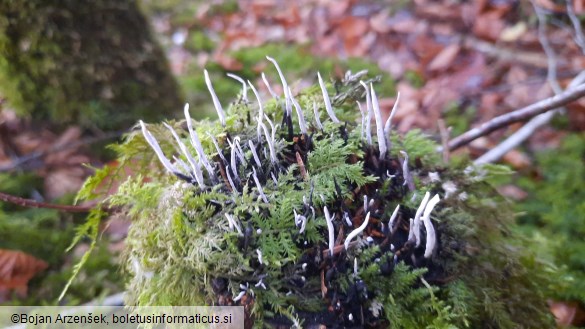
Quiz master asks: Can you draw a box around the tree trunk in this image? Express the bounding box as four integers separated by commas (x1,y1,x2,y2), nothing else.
0,0,182,129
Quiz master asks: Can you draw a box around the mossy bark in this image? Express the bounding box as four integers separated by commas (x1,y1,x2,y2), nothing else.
0,0,182,129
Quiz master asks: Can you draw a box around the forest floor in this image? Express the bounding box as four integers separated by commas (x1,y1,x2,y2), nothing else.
1,0,584,323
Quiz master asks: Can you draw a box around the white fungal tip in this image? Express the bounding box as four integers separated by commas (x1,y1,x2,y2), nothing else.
324,206,335,257
423,195,440,258
384,92,401,135
232,291,246,302
370,83,387,158
204,69,225,126
344,212,371,251
256,249,263,265
266,56,289,98
313,101,324,130
139,120,177,174
317,72,340,123
389,204,400,229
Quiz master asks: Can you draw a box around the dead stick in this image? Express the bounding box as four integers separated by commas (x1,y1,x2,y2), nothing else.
448,82,585,151
0,191,94,213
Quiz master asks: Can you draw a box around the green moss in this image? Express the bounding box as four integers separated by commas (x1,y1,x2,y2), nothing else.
184,31,215,53
0,0,182,129
404,70,425,88
442,101,477,137
516,133,585,304
75,66,554,328
0,173,122,305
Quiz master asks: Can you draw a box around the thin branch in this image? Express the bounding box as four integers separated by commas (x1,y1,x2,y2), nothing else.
437,119,450,164
447,82,585,151
474,111,556,164
475,3,585,164
534,1,562,95
0,191,94,213
566,0,585,54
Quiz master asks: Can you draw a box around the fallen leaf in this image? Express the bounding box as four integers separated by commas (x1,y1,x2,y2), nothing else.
499,22,527,42
549,300,585,327
496,184,528,201
370,9,392,34
473,12,506,41
428,44,461,72
0,249,48,301
502,149,531,169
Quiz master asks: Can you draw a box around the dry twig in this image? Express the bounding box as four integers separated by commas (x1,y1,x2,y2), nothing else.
447,82,585,151
0,191,95,213
474,2,585,163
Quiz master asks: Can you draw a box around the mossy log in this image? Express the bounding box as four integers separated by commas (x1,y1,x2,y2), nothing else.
0,0,182,129
75,64,556,328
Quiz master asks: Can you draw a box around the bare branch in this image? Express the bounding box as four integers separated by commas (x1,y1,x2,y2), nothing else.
475,3,585,164
0,191,95,213
566,0,585,54
437,119,450,164
447,82,585,151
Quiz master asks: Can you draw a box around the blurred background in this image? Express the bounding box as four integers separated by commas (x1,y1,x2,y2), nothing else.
0,0,584,325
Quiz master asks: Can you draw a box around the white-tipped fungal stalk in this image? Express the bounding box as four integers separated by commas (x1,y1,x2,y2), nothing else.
312,101,324,130
317,72,340,123
289,87,308,135
226,73,248,103
399,150,412,188
407,218,415,242
266,56,290,100
232,290,246,302
225,213,243,236
422,194,440,258
252,167,269,204
184,104,214,176
324,206,336,257
234,138,246,164
370,83,387,158
384,92,401,136
389,204,400,232
255,278,267,290
412,192,431,247
139,120,178,174
258,120,277,164
248,80,264,140
363,195,368,212
343,212,353,227
204,70,226,126
248,140,262,168
359,81,374,146
294,209,308,234
172,156,190,175
357,101,366,140
228,138,239,178
261,72,278,99
225,165,238,193
208,132,227,164
354,258,358,277
256,248,263,265
163,122,205,188
344,211,371,251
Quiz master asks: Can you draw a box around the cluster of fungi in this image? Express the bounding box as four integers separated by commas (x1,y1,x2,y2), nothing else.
139,57,448,328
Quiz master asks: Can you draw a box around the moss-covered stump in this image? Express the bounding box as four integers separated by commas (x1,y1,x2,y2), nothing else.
77,62,555,328
0,0,182,129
